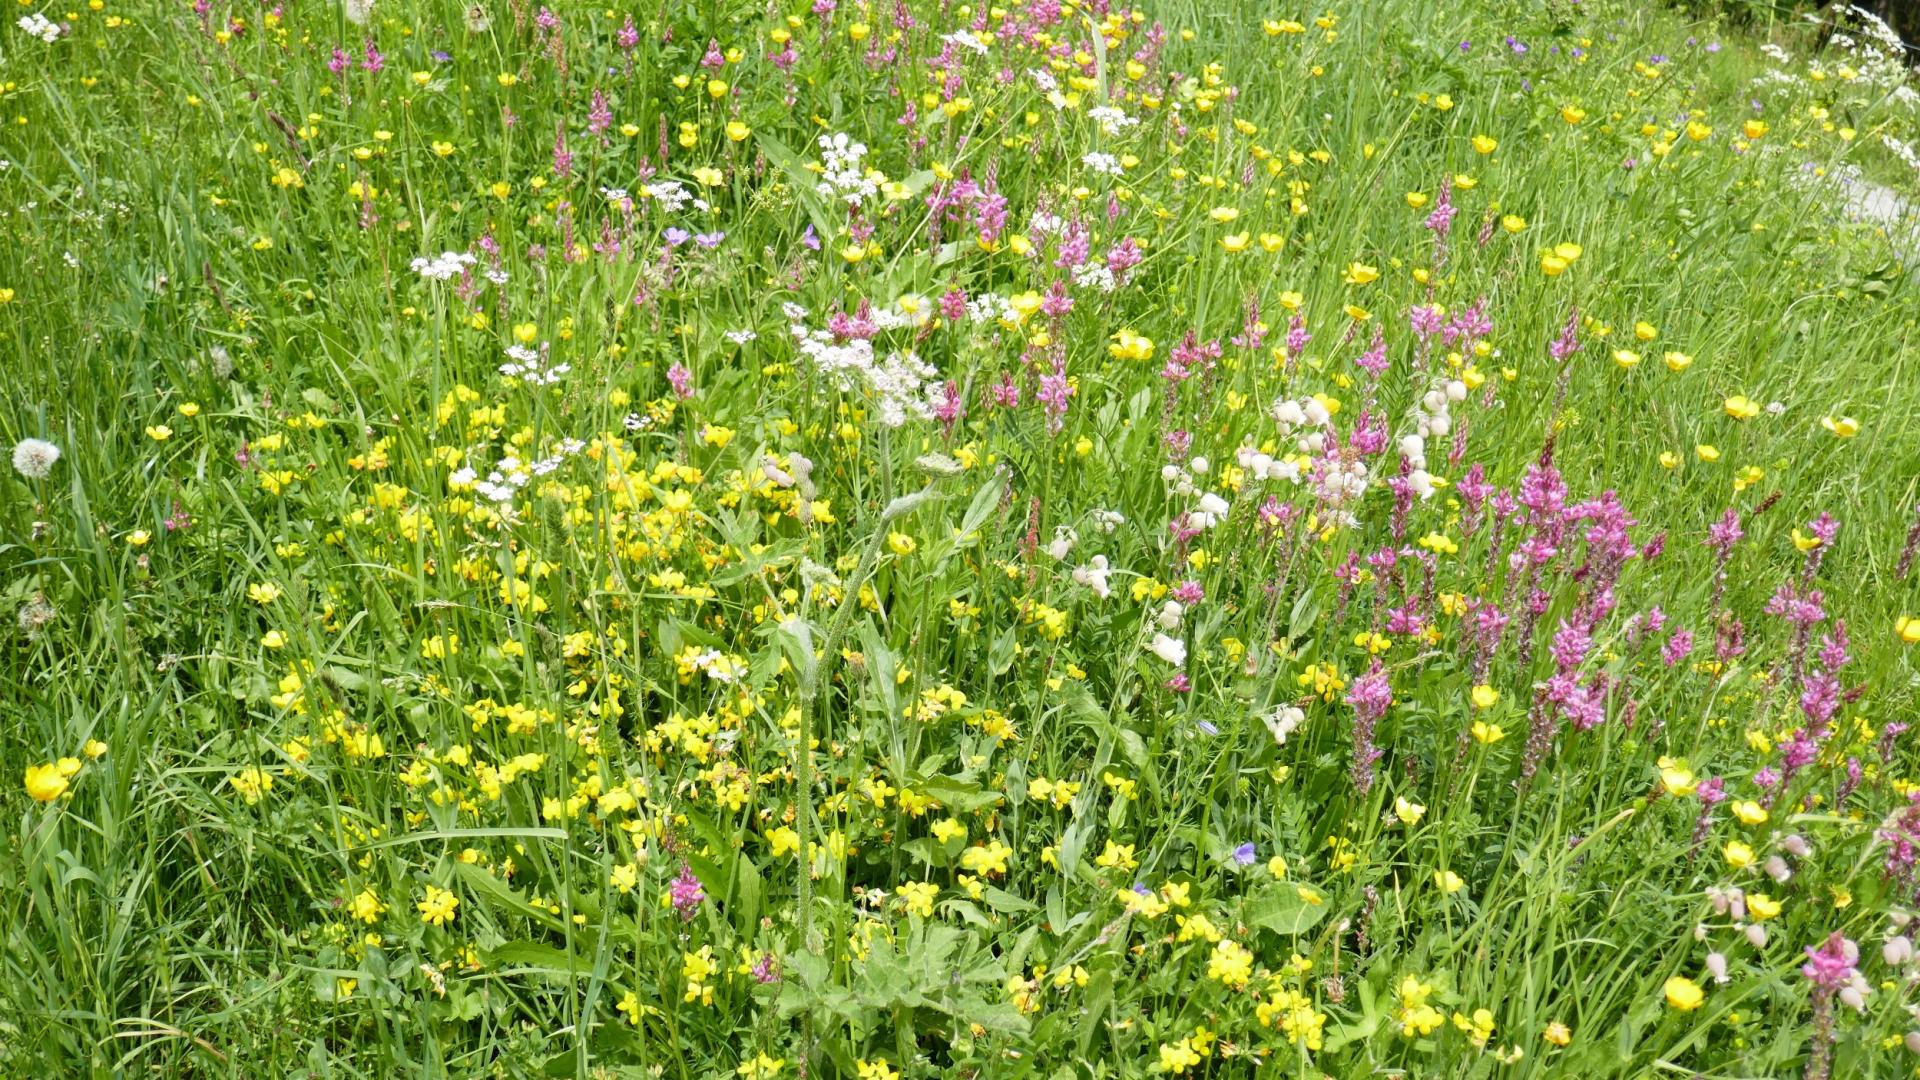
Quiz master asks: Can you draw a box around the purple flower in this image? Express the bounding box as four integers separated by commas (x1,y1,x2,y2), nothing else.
1800,932,1860,991
664,227,691,247
669,863,706,919
666,362,695,399
694,230,726,249
1231,843,1257,866
800,223,821,251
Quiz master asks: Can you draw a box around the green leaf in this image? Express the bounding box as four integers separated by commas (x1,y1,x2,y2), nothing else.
1247,886,1333,937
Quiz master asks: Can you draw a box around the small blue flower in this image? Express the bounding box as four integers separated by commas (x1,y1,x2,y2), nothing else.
1232,843,1257,866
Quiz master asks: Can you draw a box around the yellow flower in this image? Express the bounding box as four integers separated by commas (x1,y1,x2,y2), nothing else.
1560,104,1586,124
1663,976,1704,1011
1434,869,1464,894
1663,351,1693,372
1695,444,1721,463
1612,349,1641,370
1108,330,1155,362
350,888,388,924
1822,415,1859,438
1747,892,1782,920
1501,214,1527,233
247,582,282,604
1343,262,1379,285
1208,206,1240,223
1731,800,1769,825
1723,395,1761,421
24,763,69,802
1722,840,1754,869
1658,757,1696,796
1743,119,1768,140
1633,322,1658,341
1471,134,1497,154
610,863,640,894
417,885,460,926
897,881,939,918
1543,1021,1572,1047
1471,720,1505,744
725,120,751,142
1393,796,1426,826
145,424,173,441
1898,616,1920,645
1220,232,1250,253
127,529,151,546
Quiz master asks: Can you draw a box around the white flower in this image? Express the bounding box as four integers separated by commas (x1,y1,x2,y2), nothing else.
12,438,60,480
1148,633,1186,667
1704,952,1729,985
1262,705,1304,745
1071,555,1112,599
1156,601,1185,632
1046,527,1077,561
1082,151,1122,177
17,12,60,41
342,0,374,25
410,251,476,281
463,3,490,32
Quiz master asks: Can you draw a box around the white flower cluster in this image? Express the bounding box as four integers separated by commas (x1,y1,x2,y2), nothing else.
787,322,943,427
1262,705,1305,745
18,12,60,41
455,440,583,506
941,29,990,55
965,293,1019,324
643,180,708,213
498,344,570,386
1082,152,1122,177
815,134,878,207
410,251,476,280
1163,456,1235,533
1072,263,1119,292
1271,395,1333,448
1029,210,1067,235
1235,444,1302,484
1072,555,1112,599
1396,377,1466,500
1160,455,1212,497
1086,106,1139,137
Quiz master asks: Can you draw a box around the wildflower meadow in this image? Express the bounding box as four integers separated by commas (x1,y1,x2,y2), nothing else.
5,0,1920,1075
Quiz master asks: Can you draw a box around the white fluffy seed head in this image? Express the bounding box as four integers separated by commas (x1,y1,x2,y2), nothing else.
12,438,60,480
